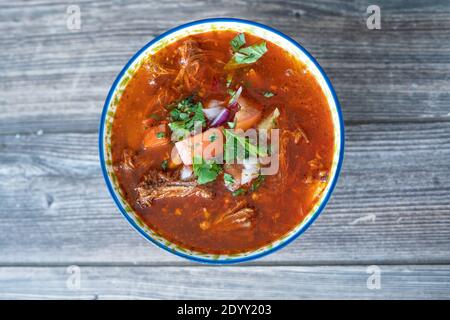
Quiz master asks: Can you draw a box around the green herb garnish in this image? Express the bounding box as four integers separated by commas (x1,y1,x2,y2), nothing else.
161,160,168,171
251,175,265,191
192,156,223,185
209,133,217,142
263,91,274,98
224,173,235,186
232,188,246,197
225,42,268,70
168,97,206,141
156,132,166,139
230,33,246,52
170,108,189,120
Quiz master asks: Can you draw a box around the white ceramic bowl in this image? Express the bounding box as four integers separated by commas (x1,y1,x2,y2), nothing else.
99,18,344,264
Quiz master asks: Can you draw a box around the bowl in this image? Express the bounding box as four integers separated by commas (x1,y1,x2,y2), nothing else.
99,18,344,264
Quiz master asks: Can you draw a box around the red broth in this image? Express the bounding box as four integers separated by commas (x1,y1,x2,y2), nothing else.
111,30,335,254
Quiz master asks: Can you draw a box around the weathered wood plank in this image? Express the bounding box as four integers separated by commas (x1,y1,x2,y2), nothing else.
1,1,450,134
0,121,449,264
0,0,449,298
0,265,449,299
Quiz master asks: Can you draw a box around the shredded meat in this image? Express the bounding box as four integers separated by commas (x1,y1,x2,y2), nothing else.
304,152,328,199
145,59,175,78
136,169,214,207
114,149,135,171
174,39,205,91
212,201,256,231
276,125,310,189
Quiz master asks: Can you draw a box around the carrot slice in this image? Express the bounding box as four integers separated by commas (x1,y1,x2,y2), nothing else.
235,97,262,130
143,124,170,149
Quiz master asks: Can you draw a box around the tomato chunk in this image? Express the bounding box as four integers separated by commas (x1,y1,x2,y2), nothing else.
175,127,224,165
235,97,262,130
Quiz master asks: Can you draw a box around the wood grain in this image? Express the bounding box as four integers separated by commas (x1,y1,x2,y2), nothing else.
1,1,450,134
0,265,449,299
0,121,448,265
1,0,450,299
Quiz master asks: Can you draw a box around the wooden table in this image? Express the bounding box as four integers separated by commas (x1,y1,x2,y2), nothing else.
1,0,449,299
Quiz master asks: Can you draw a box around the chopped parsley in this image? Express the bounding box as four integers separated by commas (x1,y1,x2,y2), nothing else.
161,159,168,171
225,42,268,70
227,88,236,98
168,97,206,141
263,91,275,98
170,109,189,120
230,33,246,52
232,188,246,197
209,133,217,142
156,132,166,139
192,156,223,185
224,173,235,186
251,175,265,191
230,176,265,196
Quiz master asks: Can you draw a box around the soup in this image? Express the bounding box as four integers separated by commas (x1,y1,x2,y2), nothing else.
111,30,334,254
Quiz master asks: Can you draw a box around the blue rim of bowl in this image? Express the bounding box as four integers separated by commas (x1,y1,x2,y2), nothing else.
99,17,345,264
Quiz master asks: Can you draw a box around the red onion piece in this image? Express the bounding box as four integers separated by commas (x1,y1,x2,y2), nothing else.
203,107,224,121
228,101,239,111
228,86,243,106
210,108,230,127
225,86,243,123
226,101,239,122
206,99,224,109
